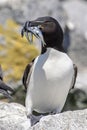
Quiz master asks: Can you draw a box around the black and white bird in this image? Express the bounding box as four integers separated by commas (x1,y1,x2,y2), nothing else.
21,16,77,124
0,65,14,98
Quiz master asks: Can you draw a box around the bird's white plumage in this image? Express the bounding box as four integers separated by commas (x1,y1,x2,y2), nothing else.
26,48,74,115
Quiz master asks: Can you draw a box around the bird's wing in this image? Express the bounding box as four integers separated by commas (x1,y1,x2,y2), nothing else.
0,79,14,98
71,64,78,90
22,60,35,90
0,65,14,98
0,65,3,80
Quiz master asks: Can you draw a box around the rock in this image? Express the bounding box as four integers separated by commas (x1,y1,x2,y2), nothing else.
62,0,87,93
75,72,87,93
0,0,67,27
0,101,30,130
15,0,67,27
0,101,87,130
62,0,87,69
29,109,87,130
0,6,14,25
63,0,87,35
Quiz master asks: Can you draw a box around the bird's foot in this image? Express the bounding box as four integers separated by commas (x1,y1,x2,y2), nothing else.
27,114,42,126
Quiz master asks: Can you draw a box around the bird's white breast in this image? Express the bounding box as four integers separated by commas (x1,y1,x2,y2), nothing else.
26,48,74,114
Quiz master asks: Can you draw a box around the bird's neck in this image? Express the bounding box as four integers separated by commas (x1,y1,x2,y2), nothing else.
41,42,65,55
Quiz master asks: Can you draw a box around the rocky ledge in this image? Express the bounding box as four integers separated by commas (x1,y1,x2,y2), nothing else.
0,101,87,130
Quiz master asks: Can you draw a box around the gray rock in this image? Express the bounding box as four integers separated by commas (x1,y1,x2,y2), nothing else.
0,7,14,25
63,0,87,35
29,109,87,130
0,0,67,28
15,0,67,27
62,0,87,69
62,0,87,93
0,101,87,130
0,101,30,130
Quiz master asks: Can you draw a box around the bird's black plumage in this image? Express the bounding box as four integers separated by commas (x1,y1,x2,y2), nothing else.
0,65,14,98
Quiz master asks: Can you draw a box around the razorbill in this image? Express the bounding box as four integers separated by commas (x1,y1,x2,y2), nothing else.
0,65,14,98
21,16,77,123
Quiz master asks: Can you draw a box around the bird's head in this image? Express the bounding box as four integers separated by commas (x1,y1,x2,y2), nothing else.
21,16,64,54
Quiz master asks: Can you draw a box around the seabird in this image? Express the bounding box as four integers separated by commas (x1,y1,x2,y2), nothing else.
21,16,77,125
0,65,14,98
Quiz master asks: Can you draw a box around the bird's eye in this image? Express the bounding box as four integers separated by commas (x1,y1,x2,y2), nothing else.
43,22,54,28
40,22,56,33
